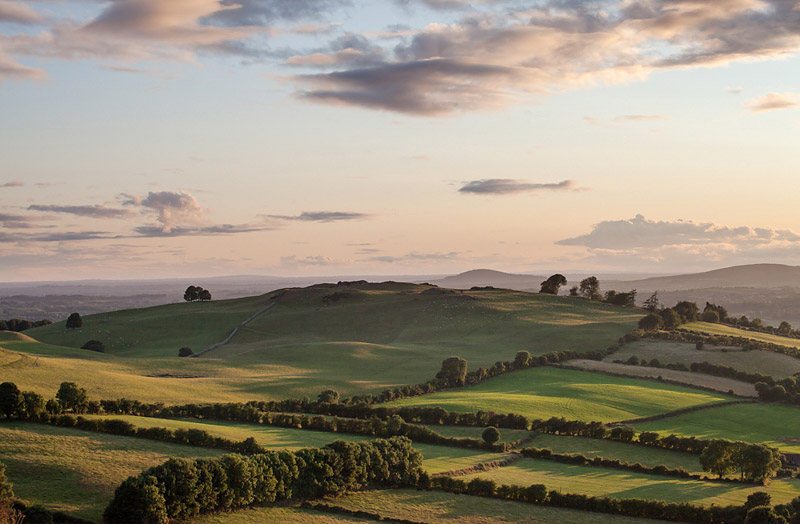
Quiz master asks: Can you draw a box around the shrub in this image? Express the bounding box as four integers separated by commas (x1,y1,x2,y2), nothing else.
81,340,105,353
178,347,194,358
482,426,501,445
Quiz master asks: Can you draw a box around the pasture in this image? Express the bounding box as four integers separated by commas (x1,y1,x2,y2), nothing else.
608,339,800,378
462,458,800,506
385,367,734,422
635,402,800,453
683,322,800,349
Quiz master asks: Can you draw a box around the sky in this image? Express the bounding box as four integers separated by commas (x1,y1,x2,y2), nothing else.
1,0,800,281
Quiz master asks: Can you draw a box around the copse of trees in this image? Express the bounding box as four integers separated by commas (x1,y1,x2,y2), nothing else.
700,440,782,482
56,382,88,413
436,357,468,387
540,274,567,295
579,276,601,300
0,318,51,332
183,286,212,302
103,437,422,524
0,382,47,420
81,340,105,353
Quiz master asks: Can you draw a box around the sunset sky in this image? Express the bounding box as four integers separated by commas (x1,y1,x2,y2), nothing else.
1,0,799,281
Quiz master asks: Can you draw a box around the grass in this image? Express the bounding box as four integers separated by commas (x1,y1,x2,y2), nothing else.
635,402,800,453
385,367,734,423
527,433,704,473
561,360,756,396
331,488,681,524
80,415,507,474
684,322,800,349
463,458,800,506
423,425,532,445
607,339,800,378
0,422,224,522
178,506,373,523
7,284,640,403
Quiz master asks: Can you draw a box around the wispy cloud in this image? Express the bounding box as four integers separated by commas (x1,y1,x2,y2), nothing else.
280,254,335,266
267,211,370,222
0,179,23,188
459,179,577,195
0,1,44,25
367,251,461,263
28,204,135,219
746,92,800,113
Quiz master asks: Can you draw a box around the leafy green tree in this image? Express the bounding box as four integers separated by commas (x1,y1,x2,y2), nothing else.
184,286,199,302
700,439,737,478
81,340,105,352
747,492,773,510
659,308,681,329
318,389,339,404
740,444,783,482
56,382,88,413
66,312,82,330
540,274,567,295
568,286,578,296
513,351,530,369
579,276,601,300
0,382,23,419
436,357,468,387
482,426,501,445
745,506,787,524
178,347,194,357
674,301,699,322
21,391,46,420
638,313,664,332
778,321,793,334
103,475,168,524
198,289,212,301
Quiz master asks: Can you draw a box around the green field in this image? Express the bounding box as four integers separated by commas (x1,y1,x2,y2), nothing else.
423,424,532,445
0,422,224,521
179,507,373,523
2,284,641,403
684,322,800,350
528,433,704,473
636,402,800,453
608,339,800,378
80,415,507,474
463,458,800,506
385,367,734,422
331,489,682,524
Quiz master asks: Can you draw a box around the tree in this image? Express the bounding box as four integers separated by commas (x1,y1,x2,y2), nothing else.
700,439,736,478
740,444,782,482
659,308,681,329
579,276,601,300
643,291,660,312
674,301,699,323
436,357,468,387
778,321,793,335
21,391,46,420
744,506,787,524
66,312,82,330
513,351,530,369
702,310,720,323
184,286,199,302
56,382,88,413
568,286,578,296
178,347,194,358
638,313,664,332
318,389,339,404
540,274,567,295
704,302,728,322
482,426,501,445
746,492,773,510
0,383,23,419
198,289,212,301
0,460,23,524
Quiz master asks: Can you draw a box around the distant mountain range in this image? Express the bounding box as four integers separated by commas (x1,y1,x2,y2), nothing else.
604,264,800,292
431,269,545,290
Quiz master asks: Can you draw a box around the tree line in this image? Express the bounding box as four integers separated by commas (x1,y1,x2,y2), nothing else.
0,318,51,332
103,437,422,524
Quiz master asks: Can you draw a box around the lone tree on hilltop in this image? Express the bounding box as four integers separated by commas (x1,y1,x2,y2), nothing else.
579,276,601,300
540,274,567,295
184,285,212,302
66,312,82,330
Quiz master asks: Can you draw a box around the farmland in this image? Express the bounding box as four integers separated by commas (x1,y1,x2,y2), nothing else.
384,366,734,422
683,322,800,349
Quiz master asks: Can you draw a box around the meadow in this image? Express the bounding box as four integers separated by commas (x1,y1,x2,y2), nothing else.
463,458,800,506
385,366,734,422
635,402,800,453
683,322,800,349
607,339,800,378
2,284,641,403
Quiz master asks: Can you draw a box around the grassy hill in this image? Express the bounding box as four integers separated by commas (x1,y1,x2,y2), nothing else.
683,321,800,349
3,283,642,402
384,367,733,422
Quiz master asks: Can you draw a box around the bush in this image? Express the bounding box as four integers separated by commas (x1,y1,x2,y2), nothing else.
81,340,105,353
178,347,194,358
482,426,501,445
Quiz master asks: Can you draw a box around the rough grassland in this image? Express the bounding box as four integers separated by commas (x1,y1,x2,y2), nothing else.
561,360,757,396
180,507,373,524
684,322,800,349
607,339,800,378
636,403,800,453
528,433,703,473
464,458,800,507
332,489,682,524
81,415,508,474
0,422,223,522
385,367,733,423
5,285,641,402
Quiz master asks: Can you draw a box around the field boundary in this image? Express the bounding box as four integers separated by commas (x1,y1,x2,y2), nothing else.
433,454,523,478
192,302,275,357
608,399,757,426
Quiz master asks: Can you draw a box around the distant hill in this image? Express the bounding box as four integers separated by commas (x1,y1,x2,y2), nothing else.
432,269,545,290
606,264,800,292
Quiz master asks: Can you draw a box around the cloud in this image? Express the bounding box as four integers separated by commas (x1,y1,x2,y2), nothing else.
123,190,205,232
726,86,743,94
746,92,800,113
297,0,800,115
267,211,370,222
0,213,37,229
557,214,800,250
28,204,135,219
367,251,461,263
459,179,577,195
280,254,335,266
202,0,350,27
0,1,44,25
0,179,23,188
132,224,270,237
